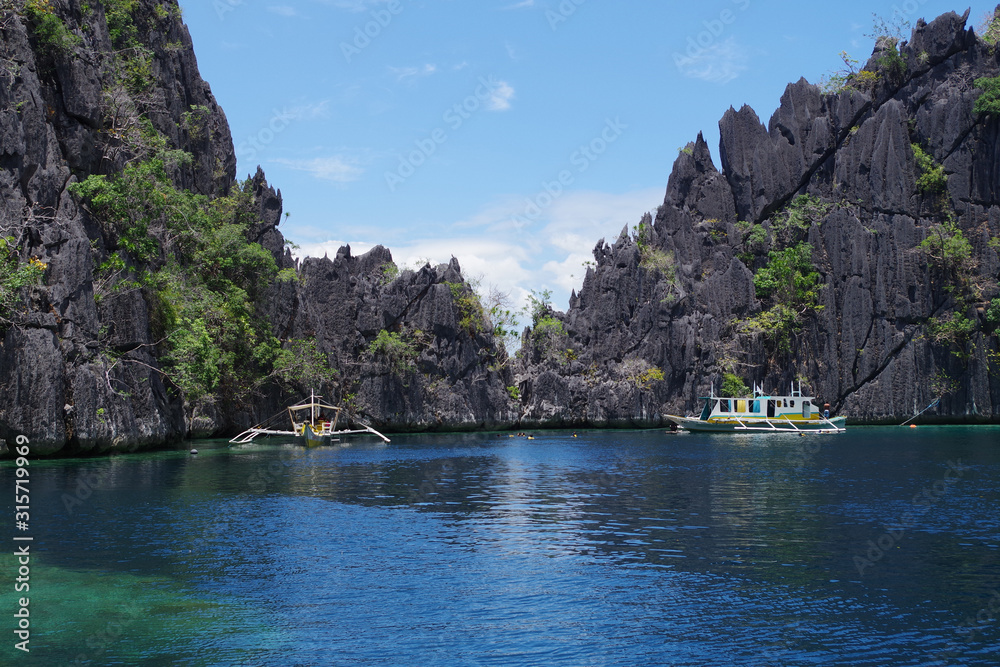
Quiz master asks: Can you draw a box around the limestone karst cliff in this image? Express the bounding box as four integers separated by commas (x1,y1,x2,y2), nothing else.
0,0,514,455
514,9,1000,425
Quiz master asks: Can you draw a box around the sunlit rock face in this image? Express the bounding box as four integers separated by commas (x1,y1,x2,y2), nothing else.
515,10,1000,426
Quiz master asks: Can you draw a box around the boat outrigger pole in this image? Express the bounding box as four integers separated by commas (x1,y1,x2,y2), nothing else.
229,392,391,445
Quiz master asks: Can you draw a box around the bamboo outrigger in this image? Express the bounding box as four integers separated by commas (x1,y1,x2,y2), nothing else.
666,382,846,433
230,391,390,446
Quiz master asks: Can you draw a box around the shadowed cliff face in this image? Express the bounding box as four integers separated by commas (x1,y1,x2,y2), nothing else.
0,0,514,455
516,9,1000,425
0,0,233,453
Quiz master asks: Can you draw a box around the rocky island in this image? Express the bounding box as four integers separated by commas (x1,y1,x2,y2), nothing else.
0,1,997,456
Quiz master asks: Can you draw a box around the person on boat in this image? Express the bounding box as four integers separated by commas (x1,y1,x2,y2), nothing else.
823,403,830,419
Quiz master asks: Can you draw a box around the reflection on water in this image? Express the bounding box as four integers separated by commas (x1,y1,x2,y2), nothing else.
2,427,999,665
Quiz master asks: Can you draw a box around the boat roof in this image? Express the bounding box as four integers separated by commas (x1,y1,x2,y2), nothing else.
287,392,341,413
289,402,340,413
699,394,815,400
699,381,822,402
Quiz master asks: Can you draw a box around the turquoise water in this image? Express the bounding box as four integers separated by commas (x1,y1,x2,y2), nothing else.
2,427,999,665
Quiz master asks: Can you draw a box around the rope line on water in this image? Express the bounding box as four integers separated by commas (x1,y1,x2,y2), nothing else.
900,398,940,426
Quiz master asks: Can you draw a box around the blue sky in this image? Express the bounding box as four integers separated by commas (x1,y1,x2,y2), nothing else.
178,0,990,315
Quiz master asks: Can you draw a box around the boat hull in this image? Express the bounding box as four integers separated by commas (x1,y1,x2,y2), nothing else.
667,415,846,433
301,424,330,448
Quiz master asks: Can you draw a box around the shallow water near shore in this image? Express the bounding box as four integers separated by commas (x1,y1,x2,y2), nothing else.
2,426,999,665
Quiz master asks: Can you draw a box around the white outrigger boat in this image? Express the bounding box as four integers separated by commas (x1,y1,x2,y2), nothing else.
666,382,846,433
230,391,390,446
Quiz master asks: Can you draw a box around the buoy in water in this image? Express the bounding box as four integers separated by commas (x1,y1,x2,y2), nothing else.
910,424,917,428
190,448,199,455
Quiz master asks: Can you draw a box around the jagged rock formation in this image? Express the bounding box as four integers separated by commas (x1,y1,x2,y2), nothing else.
515,9,1000,425
0,0,231,454
0,0,514,455
233,174,518,433
289,248,517,431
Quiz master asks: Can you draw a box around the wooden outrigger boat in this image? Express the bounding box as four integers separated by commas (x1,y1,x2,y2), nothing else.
666,382,846,433
230,391,390,446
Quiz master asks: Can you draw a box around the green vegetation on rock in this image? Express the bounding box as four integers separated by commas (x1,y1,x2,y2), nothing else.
911,143,948,199
0,237,46,332
738,197,828,355
918,215,982,355
524,289,553,327
69,152,333,410
739,303,802,354
986,297,1000,330
773,195,829,239
632,216,677,284
446,281,486,334
639,247,676,282
868,14,909,78
22,0,80,54
367,330,418,374
926,311,976,347
978,8,1000,45
752,242,823,306
529,315,567,362
103,0,139,47
974,76,1000,116
379,261,399,285
918,216,974,280
533,315,564,340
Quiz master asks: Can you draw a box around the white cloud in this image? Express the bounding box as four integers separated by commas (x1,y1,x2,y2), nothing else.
674,36,749,84
294,239,377,259
486,81,515,111
267,5,298,17
288,188,662,314
313,0,390,12
541,189,663,248
284,100,331,120
273,156,364,183
294,236,535,308
542,252,594,295
388,63,437,82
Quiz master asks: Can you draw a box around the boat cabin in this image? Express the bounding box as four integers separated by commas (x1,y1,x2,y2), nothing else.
288,398,341,437
696,383,821,424
699,395,818,422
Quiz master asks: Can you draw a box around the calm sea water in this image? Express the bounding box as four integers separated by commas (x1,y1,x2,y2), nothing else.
2,427,999,666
